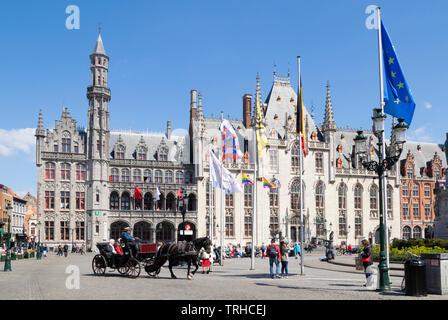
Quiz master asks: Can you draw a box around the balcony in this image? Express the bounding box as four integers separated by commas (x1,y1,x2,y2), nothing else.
41,152,87,161
107,209,197,220
336,167,396,178
308,141,329,150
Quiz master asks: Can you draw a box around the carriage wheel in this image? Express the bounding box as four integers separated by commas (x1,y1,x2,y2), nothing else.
92,254,107,276
125,258,141,279
117,265,129,275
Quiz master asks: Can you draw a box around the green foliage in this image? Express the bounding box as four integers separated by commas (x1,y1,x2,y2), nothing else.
372,241,448,262
391,238,448,250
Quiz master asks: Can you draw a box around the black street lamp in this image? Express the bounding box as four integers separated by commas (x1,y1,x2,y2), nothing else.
4,204,13,272
36,221,42,260
177,188,188,241
354,111,408,291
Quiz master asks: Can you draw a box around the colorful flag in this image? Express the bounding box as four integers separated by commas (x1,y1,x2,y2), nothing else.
296,74,307,157
262,177,276,189
381,22,415,125
176,188,183,198
220,119,243,161
241,173,254,185
255,97,268,159
209,150,242,194
134,186,142,200
155,187,161,201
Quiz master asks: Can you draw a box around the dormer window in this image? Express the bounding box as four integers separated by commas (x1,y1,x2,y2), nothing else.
159,150,168,161
62,138,71,153
406,167,413,179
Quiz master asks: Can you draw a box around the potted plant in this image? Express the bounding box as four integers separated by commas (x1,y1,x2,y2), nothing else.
11,252,16,260
29,250,35,258
0,254,5,262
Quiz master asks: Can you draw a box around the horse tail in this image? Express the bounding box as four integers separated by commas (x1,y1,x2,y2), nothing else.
145,244,169,273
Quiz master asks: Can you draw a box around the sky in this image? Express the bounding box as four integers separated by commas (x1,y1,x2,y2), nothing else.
0,0,446,196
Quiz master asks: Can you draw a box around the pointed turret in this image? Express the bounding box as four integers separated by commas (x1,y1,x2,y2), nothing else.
197,92,204,121
322,81,336,132
93,33,106,56
35,109,45,167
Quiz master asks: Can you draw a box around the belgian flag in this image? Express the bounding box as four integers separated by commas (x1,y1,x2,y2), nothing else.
296,75,306,157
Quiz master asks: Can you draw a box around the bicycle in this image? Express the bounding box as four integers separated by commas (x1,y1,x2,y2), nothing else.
400,249,420,292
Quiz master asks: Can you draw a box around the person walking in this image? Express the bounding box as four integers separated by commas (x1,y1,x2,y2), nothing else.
200,249,211,274
360,239,373,287
57,244,63,256
261,243,266,259
280,241,289,278
294,242,301,259
267,239,281,279
81,244,86,255
63,244,68,257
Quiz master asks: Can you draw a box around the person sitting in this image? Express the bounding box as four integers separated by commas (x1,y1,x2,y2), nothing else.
115,238,124,256
105,239,118,268
122,227,139,256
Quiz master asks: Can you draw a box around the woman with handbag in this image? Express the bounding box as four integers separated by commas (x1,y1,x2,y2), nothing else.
360,239,373,287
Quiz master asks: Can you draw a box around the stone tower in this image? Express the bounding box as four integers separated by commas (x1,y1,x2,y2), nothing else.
321,81,337,183
86,32,111,245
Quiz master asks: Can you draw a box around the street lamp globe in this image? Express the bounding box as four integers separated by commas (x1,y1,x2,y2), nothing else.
354,130,367,155
392,118,408,149
372,108,387,133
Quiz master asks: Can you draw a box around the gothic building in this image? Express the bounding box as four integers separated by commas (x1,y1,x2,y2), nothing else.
36,32,447,249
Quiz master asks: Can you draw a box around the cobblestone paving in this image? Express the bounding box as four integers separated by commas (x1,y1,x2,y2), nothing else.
0,250,446,300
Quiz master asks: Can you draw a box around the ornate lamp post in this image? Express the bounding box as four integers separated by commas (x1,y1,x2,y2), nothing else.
354,111,408,291
36,221,42,260
4,204,13,272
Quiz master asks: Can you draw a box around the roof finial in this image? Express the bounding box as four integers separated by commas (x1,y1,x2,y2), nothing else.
288,62,290,78
273,62,277,76
322,80,336,131
99,22,102,35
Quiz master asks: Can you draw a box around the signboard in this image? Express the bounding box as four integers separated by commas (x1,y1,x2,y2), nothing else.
94,211,100,216
179,230,193,235
185,224,191,231
430,259,440,268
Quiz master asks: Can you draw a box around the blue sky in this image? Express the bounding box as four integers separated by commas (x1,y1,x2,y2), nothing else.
0,0,446,196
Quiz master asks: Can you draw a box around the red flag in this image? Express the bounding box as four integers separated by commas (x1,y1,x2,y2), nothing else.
176,188,182,198
134,186,142,200
109,175,113,182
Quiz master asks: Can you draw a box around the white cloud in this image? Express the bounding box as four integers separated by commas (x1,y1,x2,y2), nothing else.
407,126,435,143
424,101,432,110
0,128,35,157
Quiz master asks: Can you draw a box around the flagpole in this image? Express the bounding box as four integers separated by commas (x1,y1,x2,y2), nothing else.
220,112,225,266
250,101,258,271
297,56,304,276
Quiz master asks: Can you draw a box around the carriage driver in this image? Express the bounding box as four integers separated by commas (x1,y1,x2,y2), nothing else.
122,227,140,256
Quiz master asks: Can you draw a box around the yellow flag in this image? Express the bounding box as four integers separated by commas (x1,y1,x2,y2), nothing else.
255,98,268,159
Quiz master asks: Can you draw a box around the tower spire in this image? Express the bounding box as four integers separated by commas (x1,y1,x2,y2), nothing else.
197,91,204,121
37,109,44,131
322,81,336,131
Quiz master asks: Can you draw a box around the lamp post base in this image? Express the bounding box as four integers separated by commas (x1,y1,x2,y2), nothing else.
4,252,12,272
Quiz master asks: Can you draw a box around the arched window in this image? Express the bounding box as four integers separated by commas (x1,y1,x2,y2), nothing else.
188,194,197,211
62,138,71,153
166,193,176,211
159,148,168,161
134,221,151,241
143,169,152,183
110,192,119,210
315,181,325,237
133,169,142,182
176,171,184,184
121,169,130,182
291,142,300,171
156,193,165,210
413,226,422,239
45,162,55,180
270,188,279,208
61,163,71,180
402,226,411,240
387,185,393,218
144,192,153,210
354,184,362,210
111,168,119,182
137,148,147,160
338,183,347,237
370,185,378,218
165,171,173,184
115,145,125,159
121,192,130,210
76,164,86,181
290,179,302,210
155,170,163,184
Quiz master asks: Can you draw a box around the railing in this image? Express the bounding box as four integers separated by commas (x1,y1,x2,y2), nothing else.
308,141,329,149
204,162,255,171
108,209,198,218
41,152,87,161
336,167,396,177
109,159,193,169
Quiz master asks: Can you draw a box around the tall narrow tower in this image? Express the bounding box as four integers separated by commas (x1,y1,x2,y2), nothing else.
86,32,111,245
322,81,337,183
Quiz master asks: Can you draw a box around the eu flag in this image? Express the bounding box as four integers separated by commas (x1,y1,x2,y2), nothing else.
381,22,415,125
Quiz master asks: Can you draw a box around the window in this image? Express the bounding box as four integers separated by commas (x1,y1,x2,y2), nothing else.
121,192,130,210
144,170,152,183
403,202,409,219
45,221,54,240
402,185,409,197
354,184,362,210
355,212,362,236
62,138,71,153
413,203,420,219
76,164,86,181
425,204,431,219
244,184,253,208
402,226,411,240
270,188,279,208
111,168,119,182
315,153,323,174
225,210,234,237
144,193,153,210
61,163,71,180
121,169,130,182
45,163,55,180
159,149,168,161
74,144,79,153
133,169,142,182
244,209,252,237
291,142,300,172
115,147,125,159
424,185,431,198
53,144,58,152
137,148,146,160
338,184,347,210
291,180,302,210
339,211,346,237
206,183,215,207
60,221,70,240
44,191,54,209
110,192,119,210
370,185,378,218
60,191,70,210
75,192,85,210
407,167,413,179
75,221,85,240
269,150,279,172
225,194,234,208
165,171,173,184
154,170,163,184
176,171,184,184
269,209,279,236
315,182,325,237
413,226,422,239
412,185,419,198
387,185,393,219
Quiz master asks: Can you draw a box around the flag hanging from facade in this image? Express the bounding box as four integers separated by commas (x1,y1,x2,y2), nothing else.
176,188,183,198
209,150,242,194
296,75,307,157
220,119,243,161
155,186,161,201
241,173,254,185
255,98,268,159
381,22,415,125
134,186,142,200
262,177,276,189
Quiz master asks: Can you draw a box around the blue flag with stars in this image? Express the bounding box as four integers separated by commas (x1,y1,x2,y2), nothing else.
381,22,415,125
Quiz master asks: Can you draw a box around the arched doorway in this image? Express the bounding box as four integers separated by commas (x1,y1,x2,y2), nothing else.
156,221,174,243
166,193,176,211
188,194,197,211
178,221,196,242
133,221,152,241
110,221,129,241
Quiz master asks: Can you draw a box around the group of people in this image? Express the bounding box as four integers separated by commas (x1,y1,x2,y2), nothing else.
265,239,291,279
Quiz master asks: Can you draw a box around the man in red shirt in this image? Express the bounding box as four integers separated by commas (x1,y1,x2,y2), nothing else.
267,239,281,279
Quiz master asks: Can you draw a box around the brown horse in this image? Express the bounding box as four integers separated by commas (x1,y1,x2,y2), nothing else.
145,237,212,279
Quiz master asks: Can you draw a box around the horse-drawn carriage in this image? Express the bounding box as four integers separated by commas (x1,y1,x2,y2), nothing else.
92,239,158,278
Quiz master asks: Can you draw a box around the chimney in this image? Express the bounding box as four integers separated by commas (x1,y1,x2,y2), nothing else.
190,89,197,121
243,94,252,129
166,120,171,140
